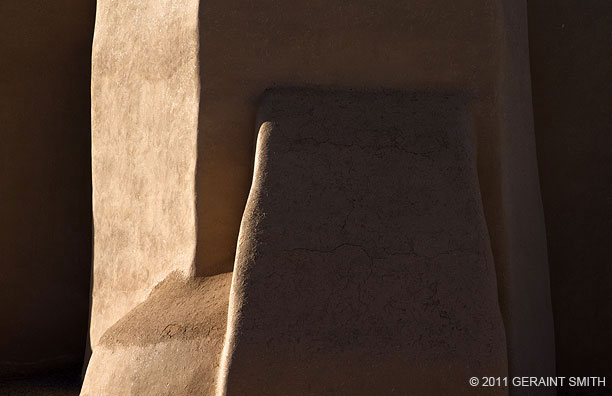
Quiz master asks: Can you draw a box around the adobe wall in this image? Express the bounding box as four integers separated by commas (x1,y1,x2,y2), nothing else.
85,0,556,394
4,0,612,393
88,0,200,348
528,0,612,385
0,0,95,377
196,0,502,276
219,88,508,395
198,0,555,391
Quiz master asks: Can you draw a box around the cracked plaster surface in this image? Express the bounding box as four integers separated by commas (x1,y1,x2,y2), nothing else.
219,89,508,396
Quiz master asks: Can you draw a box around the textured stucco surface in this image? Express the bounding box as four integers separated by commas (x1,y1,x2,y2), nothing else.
528,1,612,391
0,0,95,378
197,0,501,276
219,89,508,396
81,272,231,396
199,0,554,390
85,0,555,393
6,0,612,393
89,0,200,348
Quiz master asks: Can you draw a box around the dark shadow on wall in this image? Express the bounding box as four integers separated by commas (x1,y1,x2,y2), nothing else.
528,1,612,394
0,0,96,390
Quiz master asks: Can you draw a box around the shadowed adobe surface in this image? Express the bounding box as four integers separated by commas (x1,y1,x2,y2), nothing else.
528,1,612,392
198,3,555,391
0,368,81,396
0,0,95,378
219,89,508,396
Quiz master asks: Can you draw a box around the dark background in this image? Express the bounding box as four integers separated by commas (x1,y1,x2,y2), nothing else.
0,0,96,388
528,0,612,390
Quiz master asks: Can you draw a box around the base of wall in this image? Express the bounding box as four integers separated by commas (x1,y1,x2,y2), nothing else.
81,272,231,396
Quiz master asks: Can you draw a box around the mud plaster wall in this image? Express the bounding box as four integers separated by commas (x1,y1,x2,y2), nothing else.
198,0,554,390
528,0,612,384
220,89,509,396
0,0,95,376
90,0,200,348
197,0,502,276
88,1,555,393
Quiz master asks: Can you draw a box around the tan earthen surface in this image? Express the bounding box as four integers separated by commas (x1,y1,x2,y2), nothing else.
7,0,612,394
81,272,231,396
89,0,200,349
84,0,555,394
